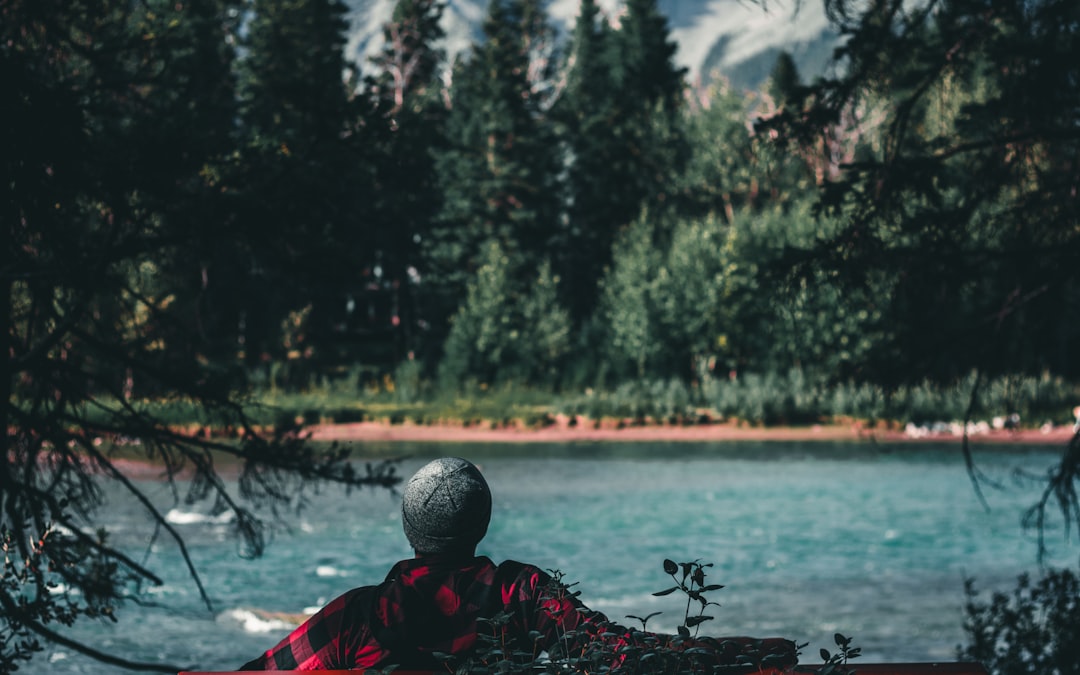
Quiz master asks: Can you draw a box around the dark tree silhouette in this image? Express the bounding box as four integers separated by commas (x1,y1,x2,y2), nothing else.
1,1,399,670
763,0,1080,535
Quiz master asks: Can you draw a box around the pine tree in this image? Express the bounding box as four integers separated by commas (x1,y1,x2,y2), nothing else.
553,0,622,321
600,214,663,378
365,0,448,341
610,0,689,212
555,0,689,322
142,0,248,358
370,0,446,115
427,0,560,324
439,242,569,387
615,0,686,112
232,0,371,365
238,0,352,149
767,51,802,109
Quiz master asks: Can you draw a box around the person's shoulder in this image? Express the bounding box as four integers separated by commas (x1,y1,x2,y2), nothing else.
337,583,380,611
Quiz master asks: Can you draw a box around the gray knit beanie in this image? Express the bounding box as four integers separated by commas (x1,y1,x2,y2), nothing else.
401,457,492,554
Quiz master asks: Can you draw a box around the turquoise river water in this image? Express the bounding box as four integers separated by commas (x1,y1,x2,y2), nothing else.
41,441,1077,673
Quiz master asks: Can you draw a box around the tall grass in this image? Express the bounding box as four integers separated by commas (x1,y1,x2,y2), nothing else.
85,367,1080,430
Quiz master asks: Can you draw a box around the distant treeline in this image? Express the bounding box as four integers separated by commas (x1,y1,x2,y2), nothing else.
8,0,1080,404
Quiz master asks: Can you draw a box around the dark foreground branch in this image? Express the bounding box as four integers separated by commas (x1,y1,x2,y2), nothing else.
0,587,185,673
1024,430,1080,562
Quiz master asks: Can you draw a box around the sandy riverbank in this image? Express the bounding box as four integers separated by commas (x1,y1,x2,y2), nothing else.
98,420,1074,479
305,418,1079,445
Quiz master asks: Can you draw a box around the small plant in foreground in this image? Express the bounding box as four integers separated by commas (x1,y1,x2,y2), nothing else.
648,559,723,638
959,568,1080,675
805,633,860,675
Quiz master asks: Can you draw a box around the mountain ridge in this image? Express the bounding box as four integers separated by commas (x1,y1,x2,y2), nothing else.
343,0,838,91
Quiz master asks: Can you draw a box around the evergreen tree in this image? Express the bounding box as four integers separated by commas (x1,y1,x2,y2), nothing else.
438,242,569,386
365,0,449,360
615,0,686,111
778,0,1080,384
238,0,352,148
613,0,689,198
676,76,817,221
600,215,663,378
555,0,689,322
767,51,802,109
650,213,729,378
143,0,249,359
427,0,560,328
233,0,372,367
554,0,622,321
438,241,518,386
370,0,446,115
675,82,759,222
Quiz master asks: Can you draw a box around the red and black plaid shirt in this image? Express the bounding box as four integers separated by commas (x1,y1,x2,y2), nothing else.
240,554,797,671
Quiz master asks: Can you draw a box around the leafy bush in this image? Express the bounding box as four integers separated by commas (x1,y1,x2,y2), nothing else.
959,567,1080,675
704,370,824,425
557,379,700,423
438,243,571,390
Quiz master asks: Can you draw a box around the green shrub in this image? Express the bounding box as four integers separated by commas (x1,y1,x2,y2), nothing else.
703,370,823,425
556,379,700,422
959,566,1080,675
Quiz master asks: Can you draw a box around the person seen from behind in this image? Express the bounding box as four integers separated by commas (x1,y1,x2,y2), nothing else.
240,457,798,671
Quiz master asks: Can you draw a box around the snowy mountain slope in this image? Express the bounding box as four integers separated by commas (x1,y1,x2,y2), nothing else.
343,0,838,90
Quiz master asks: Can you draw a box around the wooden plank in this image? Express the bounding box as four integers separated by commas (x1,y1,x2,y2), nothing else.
180,664,987,675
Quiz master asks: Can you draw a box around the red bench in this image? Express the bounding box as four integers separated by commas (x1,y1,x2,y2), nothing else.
181,665,987,675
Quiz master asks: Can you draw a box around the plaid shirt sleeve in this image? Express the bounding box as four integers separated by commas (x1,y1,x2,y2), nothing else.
238,586,377,670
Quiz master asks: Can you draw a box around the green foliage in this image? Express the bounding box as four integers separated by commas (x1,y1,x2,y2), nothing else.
519,260,573,386
551,0,622,321
959,568,1080,675
229,0,380,366
365,0,448,303
816,632,861,675
439,243,570,389
649,559,724,639
770,0,1080,384
427,0,560,308
237,0,352,147
703,370,1080,427
705,370,823,426
551,0,690,322
439,242,518,386
629,215,726,380
766,52,802,109
676,83,757,221
601,215,665,378
558,379,696,424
